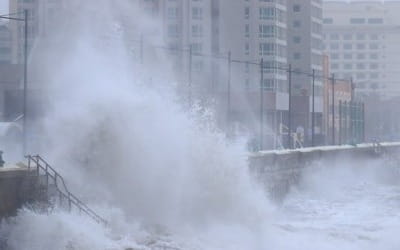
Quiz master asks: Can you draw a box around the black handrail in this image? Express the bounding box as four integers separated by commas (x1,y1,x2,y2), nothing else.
25,155,107,226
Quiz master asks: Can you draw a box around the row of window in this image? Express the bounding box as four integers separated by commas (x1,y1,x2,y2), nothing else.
243,7,286,23
325,33,380,41
330,53,380,60
323,18,384,25
167,7,203,20
335,73,380,80
331,63,380,70
259,43,286,57
327,43,380,50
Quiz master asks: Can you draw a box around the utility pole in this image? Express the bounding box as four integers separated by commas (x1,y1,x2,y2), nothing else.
331,74,335,145
227,51,231,134
260,58,264,150
23,9,28,155
288,64,292,149
311,69,315,147
362,102,365,143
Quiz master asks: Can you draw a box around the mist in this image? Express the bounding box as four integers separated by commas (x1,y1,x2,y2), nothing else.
0,0,400,250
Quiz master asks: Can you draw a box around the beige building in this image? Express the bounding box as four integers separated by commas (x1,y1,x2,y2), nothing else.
323,0,400,98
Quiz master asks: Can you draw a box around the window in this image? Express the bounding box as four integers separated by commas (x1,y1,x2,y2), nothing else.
293,52,301,59
368,18,383,24
370,73,379,79
245,7,250,19
331,63,339,69
192,25,203,38
323,18,333,24
330,34,339,40
369,44,379,50
370,53,378,59
330,43,339,50
356,73,365,79
370,34,379,40
356,44,365,50
167,7,178,19
343,34,352,40
167,24,179,38
259,43,275,56
263,79,275,91
357,53,365,60
245,43,250,55
344,63,352,70
293,20,301,27
356,33,365,40
356,63,365,69
259,25,274,38
370,63,379,69
343,43,352,50
245,24,250,37
350,18,365,24
343,53,352,59
192,7,202,20
293,4,301,12
191,43,203,54
259,7,274,20
331,53,339,60
293,36,301,43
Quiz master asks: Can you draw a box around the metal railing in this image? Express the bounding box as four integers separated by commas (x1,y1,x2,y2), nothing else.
26,155,107,226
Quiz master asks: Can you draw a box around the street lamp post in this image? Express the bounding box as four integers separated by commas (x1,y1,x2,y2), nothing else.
0,10,28,155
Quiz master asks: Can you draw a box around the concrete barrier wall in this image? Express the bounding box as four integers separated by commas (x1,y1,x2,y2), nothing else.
249,142,400,199
0,166,43,218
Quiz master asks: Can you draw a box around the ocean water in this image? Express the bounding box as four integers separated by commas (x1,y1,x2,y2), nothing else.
1,1,400,249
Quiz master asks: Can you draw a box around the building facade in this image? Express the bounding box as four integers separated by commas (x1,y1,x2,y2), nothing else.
9,0,66,63
286,0,324,146
323,0,400,98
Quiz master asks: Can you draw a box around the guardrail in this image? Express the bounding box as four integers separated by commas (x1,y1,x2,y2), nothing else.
26,155,107,226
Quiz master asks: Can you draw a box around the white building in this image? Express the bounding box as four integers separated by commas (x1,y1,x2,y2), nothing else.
323,0,400,97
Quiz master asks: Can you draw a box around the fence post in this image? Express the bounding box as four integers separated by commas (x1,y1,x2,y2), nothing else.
260,58,264,150
288,64,292,149
311,69,315,147
331,74,335,145
344,101,348,144
362,102,365,142
339,100,342,145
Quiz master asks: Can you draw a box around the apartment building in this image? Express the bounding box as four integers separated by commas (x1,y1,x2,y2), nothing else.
286,0,324,145
323,0,400,98
133,0,324,148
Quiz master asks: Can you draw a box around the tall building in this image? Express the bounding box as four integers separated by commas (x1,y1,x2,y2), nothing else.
286,0,324,145
323,0,400,98
114,0,325,148
213,0,290,148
